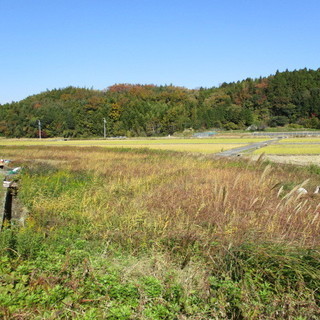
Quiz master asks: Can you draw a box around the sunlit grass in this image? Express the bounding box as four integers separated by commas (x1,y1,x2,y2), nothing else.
253,144,320,154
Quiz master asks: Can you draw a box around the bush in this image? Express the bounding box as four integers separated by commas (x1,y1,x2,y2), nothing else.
223,122,239,130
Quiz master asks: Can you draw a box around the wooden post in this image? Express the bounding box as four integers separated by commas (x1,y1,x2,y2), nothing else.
1,183,18,230
4,189,13,224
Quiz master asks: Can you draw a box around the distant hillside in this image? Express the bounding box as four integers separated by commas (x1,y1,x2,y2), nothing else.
1,68,320,138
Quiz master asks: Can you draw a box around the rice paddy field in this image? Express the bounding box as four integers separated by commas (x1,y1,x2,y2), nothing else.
254,144,320,154
253,137,320,155
0,137,267,154
3,135,320,156
0,144,320,319
282,137,320,143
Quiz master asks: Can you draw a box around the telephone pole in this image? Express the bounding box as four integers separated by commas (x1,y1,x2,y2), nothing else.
103,118,107,139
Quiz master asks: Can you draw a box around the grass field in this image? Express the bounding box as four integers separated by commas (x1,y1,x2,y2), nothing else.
0,145,319,319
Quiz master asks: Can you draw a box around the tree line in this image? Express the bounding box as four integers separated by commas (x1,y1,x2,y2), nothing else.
1,68,320,138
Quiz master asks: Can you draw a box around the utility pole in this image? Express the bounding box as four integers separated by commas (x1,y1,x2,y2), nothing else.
103,118,107,139
38,120,42,139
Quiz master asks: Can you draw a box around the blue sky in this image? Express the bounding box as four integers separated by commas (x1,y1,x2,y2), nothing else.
1,0,319,104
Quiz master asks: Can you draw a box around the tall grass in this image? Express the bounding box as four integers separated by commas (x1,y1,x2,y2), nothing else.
16,146,319,247
0,146,319,319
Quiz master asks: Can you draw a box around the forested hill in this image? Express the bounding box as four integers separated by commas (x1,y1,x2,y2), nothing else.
1,68,320,138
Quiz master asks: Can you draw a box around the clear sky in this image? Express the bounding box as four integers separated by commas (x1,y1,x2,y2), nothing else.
1,0,319,104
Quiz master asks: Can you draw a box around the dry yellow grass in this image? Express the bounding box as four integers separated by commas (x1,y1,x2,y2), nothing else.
3,145,320,247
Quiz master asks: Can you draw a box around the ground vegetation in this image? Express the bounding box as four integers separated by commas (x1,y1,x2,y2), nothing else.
0,146,319,319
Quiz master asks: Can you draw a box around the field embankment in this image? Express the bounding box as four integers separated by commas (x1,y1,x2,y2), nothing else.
0,146,319,319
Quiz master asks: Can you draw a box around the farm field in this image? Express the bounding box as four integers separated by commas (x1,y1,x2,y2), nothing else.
253,144,320,155
250,154,320,166
281,137,320,143
112,143,243,154
250,137,320,166
0,145,319,319
0,137,267,154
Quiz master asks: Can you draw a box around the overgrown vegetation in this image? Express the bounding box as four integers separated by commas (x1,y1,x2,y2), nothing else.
1,68,320,138
0,146,319,319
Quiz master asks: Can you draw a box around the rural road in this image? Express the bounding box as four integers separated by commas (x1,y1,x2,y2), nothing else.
216,139,280,157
